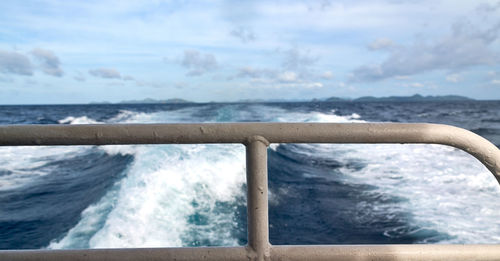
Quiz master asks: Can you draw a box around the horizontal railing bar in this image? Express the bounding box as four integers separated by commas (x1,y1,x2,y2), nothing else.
2,245,500,261
1,123,499,183
271,245,500,261
0,247,248,261
0,122,487,145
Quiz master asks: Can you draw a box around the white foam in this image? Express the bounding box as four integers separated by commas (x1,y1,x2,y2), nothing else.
243,105,364,123
260,105,500,243
109,107,205,123
49,144,245,248
0,146,89,191
0,113,105,191
292,142,500,243
59,116,101,124
50,107,247,248
43,105,500,246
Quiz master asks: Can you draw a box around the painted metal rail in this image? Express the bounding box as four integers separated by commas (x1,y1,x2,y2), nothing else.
1,122,500,261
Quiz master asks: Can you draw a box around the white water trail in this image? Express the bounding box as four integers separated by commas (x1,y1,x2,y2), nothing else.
49,107,246,248
46,104,500,246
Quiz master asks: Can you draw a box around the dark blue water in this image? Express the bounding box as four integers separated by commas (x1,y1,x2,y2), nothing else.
0,101,499,249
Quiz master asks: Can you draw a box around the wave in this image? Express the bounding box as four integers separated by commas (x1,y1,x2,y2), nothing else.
49,143,245,248
0,146,90,191
3,103,499,248
308,143,500,243
49,106,249,248
267,107,500,244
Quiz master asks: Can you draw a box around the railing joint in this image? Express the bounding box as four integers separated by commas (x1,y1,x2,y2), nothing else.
244,135,270,147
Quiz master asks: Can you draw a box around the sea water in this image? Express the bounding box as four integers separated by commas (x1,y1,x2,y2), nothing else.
0,101,499,249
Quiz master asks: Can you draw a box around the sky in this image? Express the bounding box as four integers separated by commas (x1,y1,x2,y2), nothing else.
0,0,499,104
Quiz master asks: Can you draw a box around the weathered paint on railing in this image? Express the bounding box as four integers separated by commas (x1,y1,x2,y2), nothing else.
1,123,500,261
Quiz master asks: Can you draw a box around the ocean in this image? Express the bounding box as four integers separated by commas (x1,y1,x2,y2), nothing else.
1,101,500,249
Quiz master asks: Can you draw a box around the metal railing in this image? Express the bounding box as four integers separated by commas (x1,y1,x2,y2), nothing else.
1,122,500,261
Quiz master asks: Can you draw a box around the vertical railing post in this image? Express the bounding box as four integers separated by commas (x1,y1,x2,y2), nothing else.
245,136,271,261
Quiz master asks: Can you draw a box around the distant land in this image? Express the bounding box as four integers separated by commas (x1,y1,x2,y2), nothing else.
236,98,309,103
90,98,193,104
347,94,474,102
89,94,474,104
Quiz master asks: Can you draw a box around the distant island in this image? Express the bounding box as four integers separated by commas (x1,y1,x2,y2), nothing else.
90,98,194,104
349,94,473,102
241,94,473,103
237,98,308,103
119,98,193,104
89,94,474,105
323,94,473,102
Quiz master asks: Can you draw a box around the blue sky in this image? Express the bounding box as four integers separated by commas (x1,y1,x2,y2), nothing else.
0,0,499,104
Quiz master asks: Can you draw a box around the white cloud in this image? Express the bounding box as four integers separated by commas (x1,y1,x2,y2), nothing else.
367,38,394,51
180,50,218,76
446,73,461,83
30,48,63,77
236,66,324,90
351,18,500,82
230,26,256,43
492,79,500,85
234,62,329,90
89,68,121,79
122,75,135,81
235,66,276,79
281,47,317,71
174,82,187,89
305,82,323,88
476,1,500,14
278,71,298,82
0,49,33,76
73,76,85,82
394,75,410,80
72,71,86,82
321,71,334,79
1,0,497,102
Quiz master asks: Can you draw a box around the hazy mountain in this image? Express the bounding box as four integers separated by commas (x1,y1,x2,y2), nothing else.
353,94,473,102
321,94,473,102
118,98,193,104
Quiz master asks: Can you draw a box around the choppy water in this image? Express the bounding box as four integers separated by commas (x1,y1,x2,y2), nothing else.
1,101,499,249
